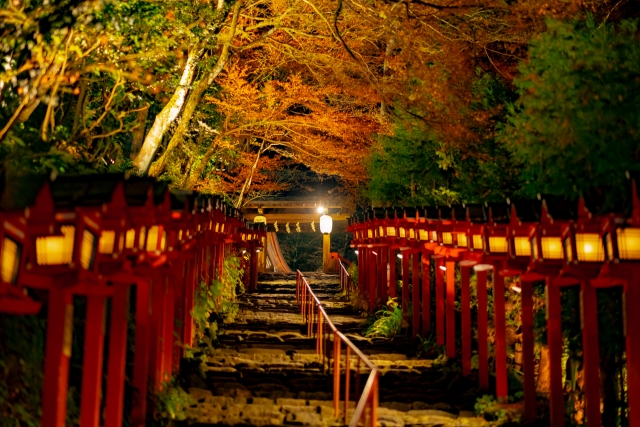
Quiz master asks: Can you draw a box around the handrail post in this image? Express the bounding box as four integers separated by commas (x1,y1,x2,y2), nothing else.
344,347,351,425
333,332,341,418
371,372,378,427
317,309,322,354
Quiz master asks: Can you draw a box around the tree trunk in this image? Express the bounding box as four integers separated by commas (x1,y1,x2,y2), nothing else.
186,135,222,189
132,49,201,173
380,37,395,116
148,0,244,177
129,106,149,160
235,141,265,208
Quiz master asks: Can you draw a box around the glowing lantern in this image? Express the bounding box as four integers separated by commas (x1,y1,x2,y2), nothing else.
541,237,563,260
472,235,484,250
441,232,453,245
1,237,20,284
513,237,531,257
488,237,508,253
99,230,116,254
616,228,640,260
36,225,75,266
320,214,333,234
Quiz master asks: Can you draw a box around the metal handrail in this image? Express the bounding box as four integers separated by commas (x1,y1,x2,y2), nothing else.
337,259,356,300
296,270,378,427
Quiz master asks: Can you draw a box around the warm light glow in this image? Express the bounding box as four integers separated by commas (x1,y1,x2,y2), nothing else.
138,227,147,249
473,235,484,250
146,226,159,251
160,232,167,251
541,237,563,259
368,229,373,238
419,230,428,241
430,231,438,242
215,223,220,233
489,237,508,253
80,230,97,270
576,234,605,262
409,229,415,239
511,285,522,293
457,233,468,248
254,215,267,224
1,237,20,284
125,229,135,249
36,226,75,265
439,265,446,271
372,251,378,255
320,214,333,234
387,227,396,237
98,230,116,254
397,253,403,259
317,206,325,214
442,232,453,245
617,228,640,260
379,226,385,237
399,227,406,238
513,237,531,257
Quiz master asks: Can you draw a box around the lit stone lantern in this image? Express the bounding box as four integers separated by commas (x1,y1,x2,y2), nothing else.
320,209,333,273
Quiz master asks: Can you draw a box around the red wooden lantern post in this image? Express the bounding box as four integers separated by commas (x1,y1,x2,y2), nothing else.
384,209,400,300
19,178,110,427
0,204,41,314
591,178,640,427
505,199,542,422
527,196,579,427
417,206,441,337
454,204,487,376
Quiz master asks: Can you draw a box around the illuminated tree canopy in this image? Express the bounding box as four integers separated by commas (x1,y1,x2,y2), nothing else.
0,0,637,207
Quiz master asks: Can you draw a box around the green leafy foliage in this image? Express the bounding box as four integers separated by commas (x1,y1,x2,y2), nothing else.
363,298,403,338
153,378,196,425
190,253,244,350
500,16,640,209
474,394,523,426
365,120,458,206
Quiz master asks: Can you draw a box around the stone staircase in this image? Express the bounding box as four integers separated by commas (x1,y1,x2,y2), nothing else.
180,273,489,426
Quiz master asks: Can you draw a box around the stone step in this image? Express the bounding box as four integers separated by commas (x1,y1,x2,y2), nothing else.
179,273,490,426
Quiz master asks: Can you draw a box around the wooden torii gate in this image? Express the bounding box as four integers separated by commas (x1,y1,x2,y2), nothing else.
244,198,351,272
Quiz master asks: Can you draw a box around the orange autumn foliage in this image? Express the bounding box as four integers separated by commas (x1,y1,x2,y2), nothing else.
196,65,385,198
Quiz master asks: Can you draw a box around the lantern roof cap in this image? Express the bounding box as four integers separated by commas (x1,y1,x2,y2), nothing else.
438,205,452,221
421,206,440,221
466,204,488,223
392,207,403,220
153,180,170,206
0,174,47,211
488,202,511,224
542,195,579,221
451,204,467,221
511,199,542,223
124,177,156,206
404,207,417,219
372,207,386,220
169,189,193,211
49,174,123,208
